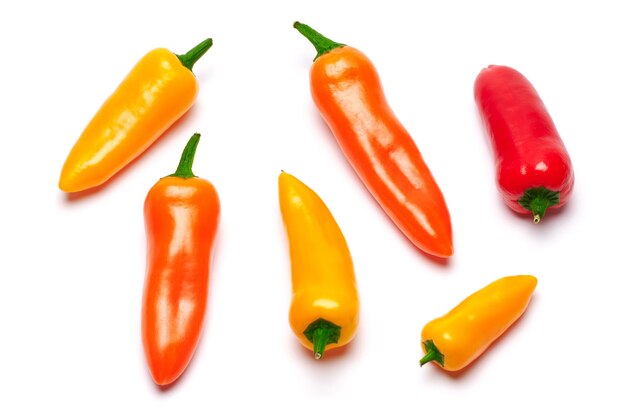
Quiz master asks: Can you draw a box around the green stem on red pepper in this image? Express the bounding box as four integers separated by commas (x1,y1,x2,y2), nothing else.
518,186,560,224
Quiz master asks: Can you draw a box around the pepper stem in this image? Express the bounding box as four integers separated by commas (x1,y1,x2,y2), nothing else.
302,318,341,360
176,38,213,72
518,186,560,224
420,339,445,367
168,133,201,179
293,21,345,61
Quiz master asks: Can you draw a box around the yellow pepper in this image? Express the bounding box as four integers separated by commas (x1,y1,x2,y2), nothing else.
420,275,537,371
278,172,359,359
58,38,212,193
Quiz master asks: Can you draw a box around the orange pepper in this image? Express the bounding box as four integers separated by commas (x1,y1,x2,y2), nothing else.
420,275,537,371
142,133,220,386
294,22,453,258
59,38,212,193
279,172,359,359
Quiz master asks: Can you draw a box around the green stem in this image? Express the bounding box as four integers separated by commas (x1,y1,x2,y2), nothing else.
293,21,345,61
168,133,201,179
312,328,330,360
303,318,341,360
176,38,213,72
518,186,560,224
420,339,444,367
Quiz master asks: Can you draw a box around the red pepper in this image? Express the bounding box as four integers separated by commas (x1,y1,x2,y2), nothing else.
474,65,574,223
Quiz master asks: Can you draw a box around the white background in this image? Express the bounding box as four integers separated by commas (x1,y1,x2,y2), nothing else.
1,0,625,415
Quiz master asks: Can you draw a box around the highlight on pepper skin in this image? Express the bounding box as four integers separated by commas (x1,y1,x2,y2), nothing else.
420,275,537,372
278,171,359,359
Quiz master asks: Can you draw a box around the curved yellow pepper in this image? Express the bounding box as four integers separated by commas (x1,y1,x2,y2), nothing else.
420,275,537,371
278,172,359,359
58,38,212,193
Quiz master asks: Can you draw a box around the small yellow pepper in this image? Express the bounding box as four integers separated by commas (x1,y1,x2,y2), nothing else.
420,275,537,371
278,172,359,359
58,38,212,193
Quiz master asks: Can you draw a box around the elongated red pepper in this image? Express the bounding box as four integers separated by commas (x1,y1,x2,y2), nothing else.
474,65,574,223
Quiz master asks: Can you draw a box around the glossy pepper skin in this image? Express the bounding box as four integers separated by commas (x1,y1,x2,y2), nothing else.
294,22,453,258
279,172,359,359
420,275,537,372
142,133,220,386
59,38,212,193
474,65,574,223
